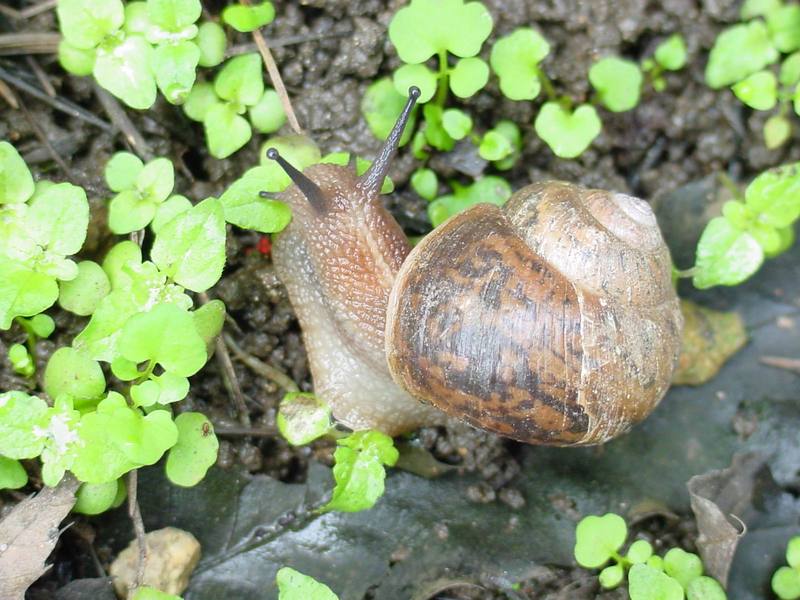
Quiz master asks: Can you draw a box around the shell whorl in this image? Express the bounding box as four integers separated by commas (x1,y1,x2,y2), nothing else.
385,181,683,446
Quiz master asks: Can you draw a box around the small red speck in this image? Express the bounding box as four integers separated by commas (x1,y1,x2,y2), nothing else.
257,236,272,256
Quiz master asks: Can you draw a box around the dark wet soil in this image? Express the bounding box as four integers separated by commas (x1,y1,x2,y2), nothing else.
1,0,795,598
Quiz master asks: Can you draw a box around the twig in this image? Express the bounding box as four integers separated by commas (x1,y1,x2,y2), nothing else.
93,82,154,160
19,100,81,184
0,65,113,130
26,55,55,97
21,0,57,18
760,356,800,374
126,470,148,598
0,78,18,109
0,32,60,55
215,425,277,437
240,0,302,135
223,332,300,393
225,26,353,56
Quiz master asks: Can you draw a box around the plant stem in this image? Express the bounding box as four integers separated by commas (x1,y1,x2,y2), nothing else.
536,67,558,102
435,50,450,107
127,470,148,599
674,267,697,278
715,171,742,200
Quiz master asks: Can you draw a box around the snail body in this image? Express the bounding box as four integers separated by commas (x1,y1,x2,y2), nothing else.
269,88,682,446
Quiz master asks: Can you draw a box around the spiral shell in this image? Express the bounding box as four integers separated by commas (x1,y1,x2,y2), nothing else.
385,181,683,446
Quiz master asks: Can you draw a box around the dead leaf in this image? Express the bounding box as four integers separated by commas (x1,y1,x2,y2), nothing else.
673,300,747,386
0,474,80,600
687,453,770,586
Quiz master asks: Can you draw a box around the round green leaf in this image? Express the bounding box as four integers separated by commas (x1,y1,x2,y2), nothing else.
105,152,144,192
26,182,89,257
58,260,111,316
449,57,489,98
479,130,512,161
781,52,800,86
196,21,226,67
361,78,417,144
410,168,438,201
0,142,34,205
151,194,192,233
73,480,121,515
108,190,157,234
788,537,800,568
489,28,550,100
93,35,157,110
137,157,175,204
441,108,472,140
773,566,800,599
534,102,601,159
745,162,800,227
628,564,684,600
204,103,252,159
150,197,226,292
388,0,493,64
0,391,48,459
686,576,727,600
146,0,201,33
8,343,34,377
663,548,703,588
276,567,338,600
764,115,791,149
193,299,226,347
732,70,777,110
58,40,96,76
0,456,27,490
393,63,438,104
767,4,800,53
57,0,124,49
0,261,59,329
219,168,293,232
133,586,182,600
166,412,219,486
589,56,643,112
705,21,779,88
741,0,782,19
214,53,264,106
599,564,624,589
44,347,106,403
277,393,333,446
124,1,151,35
573,513,628,569
119,303,207,375
654,34,687,71
222,1,275,32
249,89,286,133
627,539,654,564
183,81,221,122
30,314,55,338
693,217,764,288
151,41,200,105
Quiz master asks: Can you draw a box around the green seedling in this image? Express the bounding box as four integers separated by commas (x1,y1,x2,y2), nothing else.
0,142,89,330
642,34,688,91
574,513,727,600
689,162,800,288
534,102,601,159
428,176,512,227
276,567,339,600
323,430,399,513
184,53,286,158
773,536,800,599
478,120,521,169
222,1,275,32
132,588,182,600
361,78,419,144
490,27,550,101
73,479,126,515
277,392,334,446
589,57,643,112
410,168,439,200
0,456,28,490
705,2,800,148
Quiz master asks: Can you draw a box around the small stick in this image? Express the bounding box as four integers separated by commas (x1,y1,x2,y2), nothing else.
26,55,56,97
127,470,148,598
760,356,800,374
240,0,302,135
0,32,60,55
0,78,19,109
20,0,57,18
223,332,300,393
0,65,113,130
19,100,80,184
225,25,353,55
93,83,154,160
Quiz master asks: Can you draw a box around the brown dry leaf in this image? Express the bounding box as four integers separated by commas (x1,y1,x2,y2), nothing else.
672,299,748,386
686,453,768,586
0,474,79,599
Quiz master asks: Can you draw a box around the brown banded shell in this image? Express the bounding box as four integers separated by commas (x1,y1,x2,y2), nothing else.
384,181,683,446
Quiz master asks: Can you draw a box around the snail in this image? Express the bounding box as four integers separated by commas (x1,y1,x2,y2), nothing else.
266,86,683,446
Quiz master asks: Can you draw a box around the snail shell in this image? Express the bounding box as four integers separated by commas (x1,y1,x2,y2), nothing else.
385,182,683,446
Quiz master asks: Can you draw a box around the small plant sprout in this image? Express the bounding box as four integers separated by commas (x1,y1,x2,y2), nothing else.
0,456,28,490
773,536,800,600
534,103,602,159
574,513,727,599
478,120,522,169
410,168,439,200
222,1,275,32
276,567,339,600
277,392,334,446
323,430,399,513
688,162,800,288
427,176,512,227
489,28,550,101
642,34,689,91
184,53,286,158
589,57,643,112
0,142,89,330
704,2,800,148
